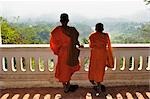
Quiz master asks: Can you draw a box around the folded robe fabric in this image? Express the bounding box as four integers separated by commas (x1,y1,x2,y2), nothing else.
88,32,114,82
50,26,80,83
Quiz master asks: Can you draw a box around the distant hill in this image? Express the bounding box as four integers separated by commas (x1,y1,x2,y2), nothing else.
3,9,149,44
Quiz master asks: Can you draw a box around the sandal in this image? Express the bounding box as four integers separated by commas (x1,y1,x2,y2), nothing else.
63,84,70,93
69,84,79,92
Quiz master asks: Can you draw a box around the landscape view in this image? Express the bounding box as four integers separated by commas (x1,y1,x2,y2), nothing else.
0,0,150,44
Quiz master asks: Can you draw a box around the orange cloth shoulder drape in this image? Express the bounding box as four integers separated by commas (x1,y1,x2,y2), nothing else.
88,32,114,82
50,26,80,83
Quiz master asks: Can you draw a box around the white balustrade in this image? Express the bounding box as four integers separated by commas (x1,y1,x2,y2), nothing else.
0,44,149,88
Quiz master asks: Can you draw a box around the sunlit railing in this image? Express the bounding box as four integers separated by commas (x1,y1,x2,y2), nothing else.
0,44,150,88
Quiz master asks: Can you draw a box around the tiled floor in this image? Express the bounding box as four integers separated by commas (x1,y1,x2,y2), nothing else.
0,85,149,99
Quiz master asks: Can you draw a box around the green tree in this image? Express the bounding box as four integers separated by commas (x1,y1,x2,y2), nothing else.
137,23,150,43
1,17,22,44
111,22,150,43
144,0,150,5
81,37,89,44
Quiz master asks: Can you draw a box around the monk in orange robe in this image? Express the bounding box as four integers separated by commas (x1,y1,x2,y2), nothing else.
50,13,80,93
88,23,114,95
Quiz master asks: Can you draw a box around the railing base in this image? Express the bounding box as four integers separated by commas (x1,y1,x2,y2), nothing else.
0,80,149,89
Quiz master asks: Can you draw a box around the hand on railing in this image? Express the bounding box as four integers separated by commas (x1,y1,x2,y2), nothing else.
79,45,84,48
76,45,84,50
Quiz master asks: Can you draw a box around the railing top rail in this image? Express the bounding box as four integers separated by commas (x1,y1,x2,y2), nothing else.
0,44,150,48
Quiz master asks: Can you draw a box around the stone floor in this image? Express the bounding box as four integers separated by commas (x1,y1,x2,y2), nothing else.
0,85,149,99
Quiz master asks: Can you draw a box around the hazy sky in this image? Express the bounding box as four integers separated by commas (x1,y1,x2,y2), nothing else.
0,0,149,20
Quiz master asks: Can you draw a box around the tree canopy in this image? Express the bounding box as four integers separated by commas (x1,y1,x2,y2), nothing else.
1,16,150,44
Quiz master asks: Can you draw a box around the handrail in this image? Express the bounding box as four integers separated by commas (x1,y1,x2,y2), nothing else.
0,44,150,48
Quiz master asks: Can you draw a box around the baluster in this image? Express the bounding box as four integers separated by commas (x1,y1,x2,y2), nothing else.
5,56,13,73
120,57,125,71
20,57,26,72
40,57,45,72
129,57,134,71
112,56,116,71
52,56,57,72
39,57,42,71
134,56,139,71
29,57,34,72
34,57,39,72
24,56,30,72
138,56,143,70
6,57,13,73
15,56,21,73
115,56,120,71
124,56,130,71
43,57,48,72
49,58,55,72
2,57,6,71
11,57,16,72
142,56,148,71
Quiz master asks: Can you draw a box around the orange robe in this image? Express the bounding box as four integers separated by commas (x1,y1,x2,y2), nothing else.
88,32,114,82
50,26,80,83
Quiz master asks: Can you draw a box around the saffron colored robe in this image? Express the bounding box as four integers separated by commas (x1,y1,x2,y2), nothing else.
50,26,80,83
88,32,114,82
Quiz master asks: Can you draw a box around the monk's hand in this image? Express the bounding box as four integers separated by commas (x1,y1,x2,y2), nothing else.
79,45,84,48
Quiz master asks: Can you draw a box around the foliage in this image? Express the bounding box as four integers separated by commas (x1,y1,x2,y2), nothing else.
1,17,23,44
1,16,150,44
1,16,55,44
81,37,89,44
111,22,150,43
14,23,53,44
144,0,150,5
